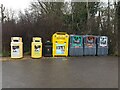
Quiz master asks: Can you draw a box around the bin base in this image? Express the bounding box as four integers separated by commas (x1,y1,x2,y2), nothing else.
11,57,23,59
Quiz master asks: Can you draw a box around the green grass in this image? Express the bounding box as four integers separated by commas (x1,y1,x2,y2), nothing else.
1,51,10,57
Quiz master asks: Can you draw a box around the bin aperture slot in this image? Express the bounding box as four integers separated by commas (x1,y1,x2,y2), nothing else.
35,40,40,42
13,40,19,42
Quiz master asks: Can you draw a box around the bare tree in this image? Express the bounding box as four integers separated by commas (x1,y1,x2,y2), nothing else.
0,4,6,23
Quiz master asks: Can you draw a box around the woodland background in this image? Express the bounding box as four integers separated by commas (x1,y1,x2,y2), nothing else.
0,0,119,56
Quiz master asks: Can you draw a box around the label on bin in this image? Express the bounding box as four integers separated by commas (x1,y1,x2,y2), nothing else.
72,36,82,47
86,36,95,47
100,36,107,47
56,44,65,54
75,46,80,48
34,45,40,53
12,46,20,56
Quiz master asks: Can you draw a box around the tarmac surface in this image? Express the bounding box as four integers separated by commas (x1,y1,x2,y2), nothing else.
2,56,118,88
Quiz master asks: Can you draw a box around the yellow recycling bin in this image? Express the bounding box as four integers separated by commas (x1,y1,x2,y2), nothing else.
52,32,69,57
31,37,42,58
11,37,23,58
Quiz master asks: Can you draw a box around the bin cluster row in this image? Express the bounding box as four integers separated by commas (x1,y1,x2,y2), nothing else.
11,32,108,58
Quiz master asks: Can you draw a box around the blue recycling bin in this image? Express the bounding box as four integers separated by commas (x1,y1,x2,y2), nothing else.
97,36,108,56
83,35,96,56
69,35,83,56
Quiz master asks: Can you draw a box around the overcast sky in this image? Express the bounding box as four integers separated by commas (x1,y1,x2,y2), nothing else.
0,0,113,12
0,0,33,11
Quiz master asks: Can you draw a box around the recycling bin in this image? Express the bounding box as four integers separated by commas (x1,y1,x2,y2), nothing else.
44,41,52,57
97,36,108,56
31,37,42,58
52,32,69,57
69,35,83,56
11,37,23,58
83,35,96,56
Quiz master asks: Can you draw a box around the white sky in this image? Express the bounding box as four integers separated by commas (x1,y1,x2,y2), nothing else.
0,0,33,11
0,0,115,11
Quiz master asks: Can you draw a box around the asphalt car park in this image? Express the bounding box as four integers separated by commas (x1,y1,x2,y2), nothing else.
2,56,118,88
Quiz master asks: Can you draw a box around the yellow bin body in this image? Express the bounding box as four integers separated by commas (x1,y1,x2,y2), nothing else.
11,37,23,58
52,32,69,57
31,37,42,58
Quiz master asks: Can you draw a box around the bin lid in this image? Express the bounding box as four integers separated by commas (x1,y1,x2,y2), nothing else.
45,41,52,45
56,32,67,34
11,37,22,42
54,32,68,36
33,37,42,42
